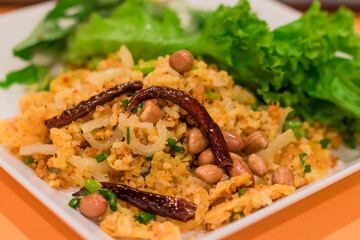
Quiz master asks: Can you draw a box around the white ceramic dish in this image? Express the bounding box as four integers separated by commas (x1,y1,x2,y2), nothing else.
0,1,359,240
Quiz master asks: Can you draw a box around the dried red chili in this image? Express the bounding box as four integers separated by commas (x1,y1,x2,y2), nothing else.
45,81,143,129
127,86,233,170
73,182,197,222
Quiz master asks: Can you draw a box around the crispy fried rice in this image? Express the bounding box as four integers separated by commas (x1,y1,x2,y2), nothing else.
0,46,340,239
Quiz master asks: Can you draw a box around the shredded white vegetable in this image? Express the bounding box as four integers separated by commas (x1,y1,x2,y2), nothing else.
20,144,57,155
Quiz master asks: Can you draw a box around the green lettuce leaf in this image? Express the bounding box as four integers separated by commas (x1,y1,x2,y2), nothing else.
268,2,360,132
0,65,49,89
67,0,193,64
14,0,125,60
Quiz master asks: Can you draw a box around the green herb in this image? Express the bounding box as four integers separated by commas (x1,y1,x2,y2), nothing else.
99,189,118,211
132,102,143,113
251,99,260,111
0,65,49,90
132,61,155,76
135,212,156,224
293,128,306,139
283,120,306,139
230,211,245,221
205,90,220,100
84,179,101,193
283,120,302,131
171,145,185,153
69,198,80,209
166,138,185,153
304,164,312,173
127,127,130,144
95,151,108,163
167,138,176,146
192,65,199,70
83,190,90,196
238,188,248,197
299,153,312,173
299,153,307,167
145,155,154,161
319,138,331,149
23,157,35,165
121,99,129,111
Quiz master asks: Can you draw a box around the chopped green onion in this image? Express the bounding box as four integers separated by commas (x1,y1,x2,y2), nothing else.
132,61,155,77
121,99,129,111
294,128,306,139
319,138,330,149
132,102,143,113
230,211,245,221
69,198,80,209
83,190,90,196
99,189,118,211
192,65,199,70
205,90,220,100
304,164,312,173
23,157,35,165
167,138,176,145
238,188,248,197
127,127,130,144
99,189,112,200
251,99,260,111
135,212,156,224
145,155,154,161
299,153,307,167
84,178,101,193
283,120,302,130
108,194,118,211
171,145,185,153
95,151,108,163
128,92,136,97
284,120,306,139
166,138,185,153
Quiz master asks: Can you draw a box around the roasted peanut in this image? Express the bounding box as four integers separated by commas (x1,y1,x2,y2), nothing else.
139,101,163,124
188,128,209,154
169,50,194,73
195,164,224,184
243,131,269,154
79,193,108,218
198,148,215,165
222,130,244,154
229,153,252,177
272,166,294,186
248,153,268,177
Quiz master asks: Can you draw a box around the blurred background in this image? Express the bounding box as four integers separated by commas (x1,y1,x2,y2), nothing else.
280,0,360,10
0,0,360,11
0,0,359,32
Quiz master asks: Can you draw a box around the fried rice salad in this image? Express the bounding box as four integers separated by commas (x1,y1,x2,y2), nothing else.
0,46,340,239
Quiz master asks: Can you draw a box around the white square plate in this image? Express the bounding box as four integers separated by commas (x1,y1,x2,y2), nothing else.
0,1,359,240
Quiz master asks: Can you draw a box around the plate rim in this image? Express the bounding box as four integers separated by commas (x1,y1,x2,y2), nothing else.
0,1,359,240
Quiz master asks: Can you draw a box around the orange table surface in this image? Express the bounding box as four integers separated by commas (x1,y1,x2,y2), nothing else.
1,5,360,240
